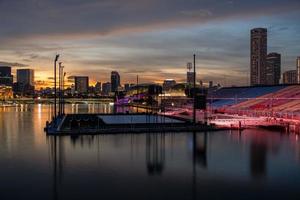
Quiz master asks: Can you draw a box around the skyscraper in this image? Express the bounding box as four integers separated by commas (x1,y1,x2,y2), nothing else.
250,28,267,86
111,71,120,92
297,57,300,84
266,53,281,85
74,76,89,94
17,69,34,86
0,66,13,86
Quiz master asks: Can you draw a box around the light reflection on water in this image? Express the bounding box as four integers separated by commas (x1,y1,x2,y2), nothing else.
0,104,300,200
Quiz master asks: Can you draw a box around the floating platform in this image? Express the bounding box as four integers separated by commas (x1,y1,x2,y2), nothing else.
45,113,219,135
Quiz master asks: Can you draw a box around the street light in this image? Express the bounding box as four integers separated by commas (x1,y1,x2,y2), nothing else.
54,54,60,119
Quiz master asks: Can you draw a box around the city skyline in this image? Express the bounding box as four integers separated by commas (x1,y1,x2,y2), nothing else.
0,0,300,88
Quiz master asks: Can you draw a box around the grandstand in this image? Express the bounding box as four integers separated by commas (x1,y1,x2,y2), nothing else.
208,85,286,108
210,85,300,119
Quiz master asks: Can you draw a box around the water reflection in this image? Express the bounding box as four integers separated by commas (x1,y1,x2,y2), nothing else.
146,133,165,175
47,136,65,200
1,104,300,199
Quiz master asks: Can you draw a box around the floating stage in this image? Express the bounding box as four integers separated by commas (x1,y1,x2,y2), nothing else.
45,113,218,135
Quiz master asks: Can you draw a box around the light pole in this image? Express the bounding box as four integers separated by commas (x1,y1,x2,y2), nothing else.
58,62,64,116
193,54,196,125
54,54,60,119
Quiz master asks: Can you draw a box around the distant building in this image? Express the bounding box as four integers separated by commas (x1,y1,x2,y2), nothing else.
124,83,130,91
14,69,35,95
17,69,34,86
74,76,89,94
0,85,13,100
0,66,13,86
297,57,300,84
111,71,120,92
102,82,111,95
266,53,281,85
283,70,297,84
186,62,195,86
250,28,267,86
163,79,176,91
187,72,195,86
209,81,213,88
95,82,102,93
199,80,203,87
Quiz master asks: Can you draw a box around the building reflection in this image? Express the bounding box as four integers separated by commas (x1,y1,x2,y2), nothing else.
146,133,165,175
250,140,267,178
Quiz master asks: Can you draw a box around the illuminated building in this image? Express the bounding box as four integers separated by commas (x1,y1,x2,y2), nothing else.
266,53,281,85
0,85,13,100
0,66,13,86
250,28,267,86
283,70,297,84
74,76,89,94
111,71,120,92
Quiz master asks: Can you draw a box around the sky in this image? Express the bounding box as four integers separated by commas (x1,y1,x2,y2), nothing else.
0,0,300,88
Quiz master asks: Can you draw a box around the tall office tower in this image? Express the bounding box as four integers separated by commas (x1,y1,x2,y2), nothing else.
297,57,300,84
102,82,111,95
111,71,120,92
17,69,34,86
0,66,13,86
250,28,267,86
266,53,281,85
283,70,297,84
74,76,89,94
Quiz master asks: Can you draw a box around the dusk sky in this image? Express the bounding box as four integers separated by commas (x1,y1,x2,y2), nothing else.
0,0,300,88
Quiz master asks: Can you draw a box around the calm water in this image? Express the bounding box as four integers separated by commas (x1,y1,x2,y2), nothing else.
1,104,300,200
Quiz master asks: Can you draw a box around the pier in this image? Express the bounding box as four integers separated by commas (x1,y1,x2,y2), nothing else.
45,113,218,135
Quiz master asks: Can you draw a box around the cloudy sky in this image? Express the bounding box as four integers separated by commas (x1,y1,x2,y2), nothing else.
0,0,300,88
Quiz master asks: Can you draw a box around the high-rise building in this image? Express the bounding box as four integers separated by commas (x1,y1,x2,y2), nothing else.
111,71,120,92
74,76,89,94
283,70,297,84
17,69,34,86
0,66,13,86
14,69,35,95
250,28,267,86
266,53,281,85
102,82,111,95
297,57,300,84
